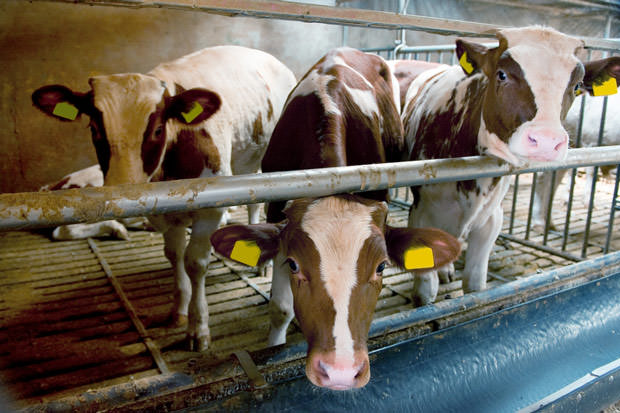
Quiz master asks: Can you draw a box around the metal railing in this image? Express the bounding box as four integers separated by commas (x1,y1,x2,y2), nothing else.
1,147,620,231
366,42,620,260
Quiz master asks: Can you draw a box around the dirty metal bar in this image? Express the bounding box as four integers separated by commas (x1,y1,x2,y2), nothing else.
2,146,620,231
26,0,620,49
87,238,171,375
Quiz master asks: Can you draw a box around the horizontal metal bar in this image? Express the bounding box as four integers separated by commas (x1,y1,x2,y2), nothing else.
2,146,620,231
25,0,620,49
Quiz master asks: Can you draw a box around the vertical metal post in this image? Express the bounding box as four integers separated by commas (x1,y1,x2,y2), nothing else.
543,170,556,245
562,87,588,251
604,165,620,254
582,94,609,258
526,173,538,241
509,174,520,235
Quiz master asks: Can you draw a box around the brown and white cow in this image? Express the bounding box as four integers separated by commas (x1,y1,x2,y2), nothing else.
210,48,461,390
32,45,297,350
387,60,448,111
402,26,620,305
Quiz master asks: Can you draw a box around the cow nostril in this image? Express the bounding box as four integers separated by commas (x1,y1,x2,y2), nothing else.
354,361,366,379
527,135,538,146
554,141,564,151
317,360,329,379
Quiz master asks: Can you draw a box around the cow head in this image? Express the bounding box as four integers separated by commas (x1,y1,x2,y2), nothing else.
210,194,461,390
456,26,620,165
32,75,221,185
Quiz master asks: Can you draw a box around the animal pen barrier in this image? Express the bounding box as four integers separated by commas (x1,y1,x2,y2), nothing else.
3,0,620,411
368,41,620,263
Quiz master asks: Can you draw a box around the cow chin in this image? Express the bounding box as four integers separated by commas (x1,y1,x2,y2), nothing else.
305,349,370,391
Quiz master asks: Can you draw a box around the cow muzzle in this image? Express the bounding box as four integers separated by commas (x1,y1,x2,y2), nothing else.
520,126,568,162
306,351,370,390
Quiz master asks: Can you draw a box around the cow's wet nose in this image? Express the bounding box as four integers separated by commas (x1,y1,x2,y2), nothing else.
523,127,568,161
310,356,368,390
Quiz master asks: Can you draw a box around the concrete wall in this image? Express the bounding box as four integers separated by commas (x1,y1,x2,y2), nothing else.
0,0,342,193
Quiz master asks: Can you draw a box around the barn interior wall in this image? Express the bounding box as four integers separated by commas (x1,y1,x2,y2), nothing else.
0,0,342,193
1,0,617,193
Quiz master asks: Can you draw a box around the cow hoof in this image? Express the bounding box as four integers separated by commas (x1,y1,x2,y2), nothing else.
187,334,210,352
170,313,188,328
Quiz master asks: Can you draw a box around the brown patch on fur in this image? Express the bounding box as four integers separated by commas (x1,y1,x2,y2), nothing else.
252,115,263,144
160,129,220,180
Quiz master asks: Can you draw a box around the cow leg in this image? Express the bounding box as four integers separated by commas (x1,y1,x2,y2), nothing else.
268,251,294,346
161,225,191,327
247,203,261,225
438,263,455,283
462,205,503,293
412,270,439,307
184,208,226,351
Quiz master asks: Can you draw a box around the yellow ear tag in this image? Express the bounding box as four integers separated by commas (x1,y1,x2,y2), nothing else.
53,102,79,120
404,246,434,270
181,101,203,123
459,52,474,75
230,240,261,267
592,76,618,97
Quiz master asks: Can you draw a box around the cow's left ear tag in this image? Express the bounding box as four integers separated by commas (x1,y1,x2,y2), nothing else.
459,52,475,75
181,101,203,123
53,102,79,120
592,75,618,97
404,246,434,270
230,240,261,267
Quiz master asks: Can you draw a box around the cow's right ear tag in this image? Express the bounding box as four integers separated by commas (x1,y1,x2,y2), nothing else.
592,75,618,97
181,101,203,123
404,246,435,270
230,240,261,267
459,52,475,75
53,102,79,120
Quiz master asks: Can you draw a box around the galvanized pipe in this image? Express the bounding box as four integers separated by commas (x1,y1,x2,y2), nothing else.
2,146,620,231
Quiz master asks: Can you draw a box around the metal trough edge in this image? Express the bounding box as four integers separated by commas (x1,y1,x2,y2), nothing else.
14,252,620,412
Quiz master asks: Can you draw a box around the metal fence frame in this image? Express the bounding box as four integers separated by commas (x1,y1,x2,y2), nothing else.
366,42,620,261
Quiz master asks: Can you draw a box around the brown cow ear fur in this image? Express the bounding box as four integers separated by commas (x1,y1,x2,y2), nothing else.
32,85,90,122
583,56,620,96
165,88,221,125
385,226,461,272
210,223,284,267
455,38,505,78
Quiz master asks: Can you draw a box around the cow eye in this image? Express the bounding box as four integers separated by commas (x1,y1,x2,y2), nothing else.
497,70,507,82
154,125,163,137
286,258,300,274
574,82,583,96
376,261,387,275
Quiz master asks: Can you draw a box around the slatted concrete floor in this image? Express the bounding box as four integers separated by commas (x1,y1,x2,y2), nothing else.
0,170,618,409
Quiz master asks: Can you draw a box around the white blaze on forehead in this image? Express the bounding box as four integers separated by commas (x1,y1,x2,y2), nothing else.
301,197,375,360
500,28,582,124
90,74,166,183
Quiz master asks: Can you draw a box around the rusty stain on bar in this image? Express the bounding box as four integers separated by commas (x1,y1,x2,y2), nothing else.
1,147,620,231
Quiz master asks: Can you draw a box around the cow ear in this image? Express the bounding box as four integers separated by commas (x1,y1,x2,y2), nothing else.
211,223,284,267
455,39,490,76
385,226,461,271
165,88,221,125
582,56,620,97
32,85,89,122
